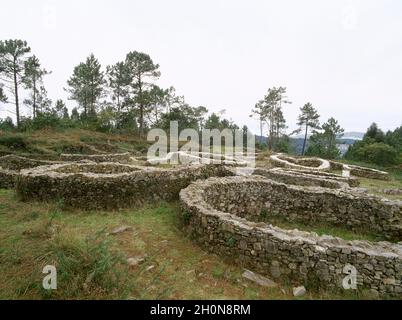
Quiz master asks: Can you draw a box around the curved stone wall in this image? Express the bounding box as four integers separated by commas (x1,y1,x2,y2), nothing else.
270,154,330,171
329,161,389,180
59,152,132,163
179,176,402,297
147,151,250,166
0,155,61,189
16,162,234,209
346,164,390,181
252,168,359,189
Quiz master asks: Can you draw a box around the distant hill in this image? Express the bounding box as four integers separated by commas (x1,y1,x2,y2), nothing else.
256,132,364,155
339,132,364,140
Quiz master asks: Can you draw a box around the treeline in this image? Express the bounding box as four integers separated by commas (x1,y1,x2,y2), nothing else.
345,123,402,166
0,39,241,135
251,87,345,159
1,39,400,166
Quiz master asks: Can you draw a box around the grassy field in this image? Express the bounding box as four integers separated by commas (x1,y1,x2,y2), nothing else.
0,128,151,158
0,188,376,300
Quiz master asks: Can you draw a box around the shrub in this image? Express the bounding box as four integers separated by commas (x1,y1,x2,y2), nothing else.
48,230,130,298
0,117,15,131
0,134,27,149
349,142,398,166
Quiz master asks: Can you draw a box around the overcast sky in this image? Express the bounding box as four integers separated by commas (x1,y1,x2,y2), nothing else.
1,0,401,133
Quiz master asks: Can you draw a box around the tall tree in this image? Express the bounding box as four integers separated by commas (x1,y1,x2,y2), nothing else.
250,100,265,139
146,84,168,124
22,55,50,118
0,85,7,102
125,51,160,137
296,102,320,155
34,86,52,113
106,61,130,113
364,122,385,142
252,87,290,150
53,99,69,119
306,117,344,159
0,40,31,126
66,53,105,119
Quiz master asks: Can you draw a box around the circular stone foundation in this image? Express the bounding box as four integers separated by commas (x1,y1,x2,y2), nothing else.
147,151,250,166
252,168,360,189
16,162,234,209
179,176,402,297
59,152,132,163
270,154,330,171
0,155,61,189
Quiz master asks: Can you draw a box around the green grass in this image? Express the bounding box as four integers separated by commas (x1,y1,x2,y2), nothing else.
0,189,377,300
0,128,151,158
264,216,380,242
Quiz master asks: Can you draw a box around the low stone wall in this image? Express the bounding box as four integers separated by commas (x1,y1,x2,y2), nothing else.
0,168,16,189
59,152,132,163
329,161,389,181
16,162,234,209
252,168,359,189
270,154,330,171
147,151,251,166
179,176,402,297
280,168,360,187
0,154,60,171
347,164,390,181
0,155,61,189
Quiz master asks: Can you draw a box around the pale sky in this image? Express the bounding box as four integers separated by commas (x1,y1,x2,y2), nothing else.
0,0,401,133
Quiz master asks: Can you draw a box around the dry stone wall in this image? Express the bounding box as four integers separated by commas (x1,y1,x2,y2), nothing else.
270,154,331,171
59,152,132,163
179,176,402,297
203,177,401,241
16,162,234,209
0,155,61,189
252,168,359,189
329,160,389,180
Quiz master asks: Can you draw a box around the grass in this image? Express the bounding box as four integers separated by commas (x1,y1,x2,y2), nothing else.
0,189,376,300
358,177,402,200
0,128,151,158
263,216,380,242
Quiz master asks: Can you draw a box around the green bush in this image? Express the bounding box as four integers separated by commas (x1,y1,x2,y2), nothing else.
0,134,27,149
48,230,129,298
349,142,398,166
0,117,15,131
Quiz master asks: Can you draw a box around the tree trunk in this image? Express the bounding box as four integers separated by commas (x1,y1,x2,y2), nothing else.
302,123,308,155
138,75,144,138
13,58,20,127
33,76,36,118
139,105,144,138
259,117,263,139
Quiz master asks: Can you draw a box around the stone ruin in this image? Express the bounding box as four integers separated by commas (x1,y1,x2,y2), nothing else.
2,151,400,297
59,152,132,163
179,176,402,297
146,151,251,166
270,154,331,171
271,154,390,181
16,161,234,210
0,155,62,189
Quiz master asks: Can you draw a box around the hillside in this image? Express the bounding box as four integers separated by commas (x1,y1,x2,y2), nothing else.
0,128,152,159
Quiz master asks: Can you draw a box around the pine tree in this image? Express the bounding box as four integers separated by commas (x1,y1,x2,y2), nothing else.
106,61,130,113
125,51,160,137
66,53,105,119
306,117,344,159
0,85,6,102
0,39,31,126
296,102,320,155
22,55,50,118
